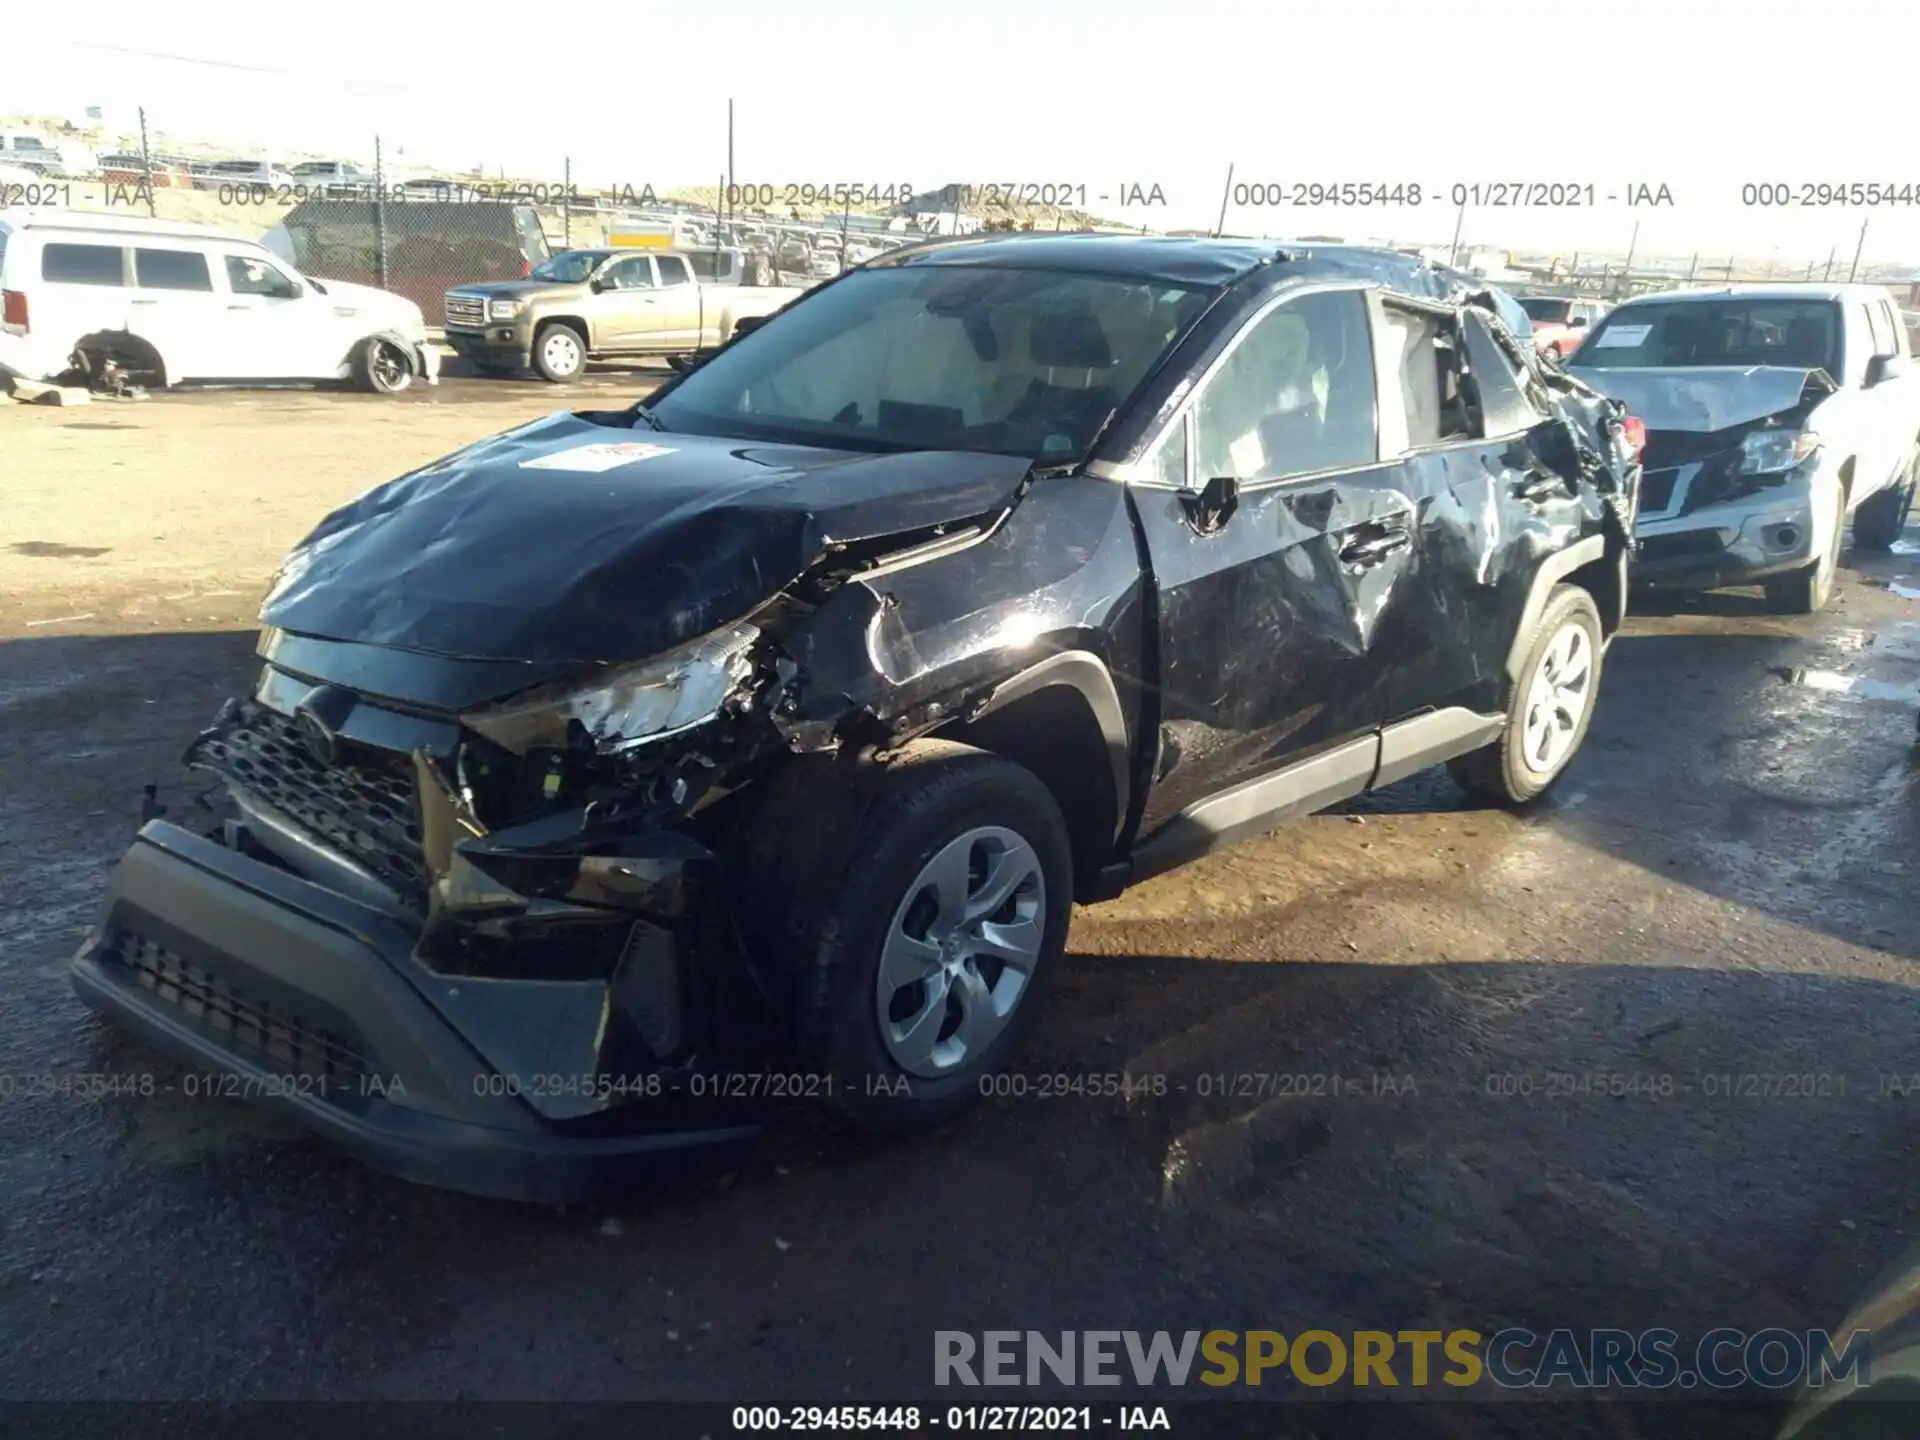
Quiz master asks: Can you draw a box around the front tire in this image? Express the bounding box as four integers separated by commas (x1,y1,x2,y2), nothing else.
793,741,1073,1136
532,323,586,383
1765,491,1845,614
352,334,414,394
1449,584,1604,805
1852,454,1917,552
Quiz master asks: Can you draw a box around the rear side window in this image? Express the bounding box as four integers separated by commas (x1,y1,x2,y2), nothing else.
41,243,125,286
134,247,213,292
1461,310,1544,435
656,255,691,286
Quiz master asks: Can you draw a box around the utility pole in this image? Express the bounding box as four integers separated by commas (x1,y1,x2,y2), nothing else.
1214,163,1234,238
1823,247,1836,281
373,135,388,290
1619,220,1639,299
137,106,156,217
1447,197,1466,268
1848,216,1870,282
1685,252,1698,282
725,98,735,237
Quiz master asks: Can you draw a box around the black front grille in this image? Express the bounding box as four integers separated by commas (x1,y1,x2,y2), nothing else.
1639,531,1726,562
1642,427,1742,470
195,708,430,907
111,929,374,1087
1641,468,1680,512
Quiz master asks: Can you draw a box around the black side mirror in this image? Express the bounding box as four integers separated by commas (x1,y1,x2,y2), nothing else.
1867,354,1907,386
588,277,608,293
1178,474,1239,535
1568,316,1588,329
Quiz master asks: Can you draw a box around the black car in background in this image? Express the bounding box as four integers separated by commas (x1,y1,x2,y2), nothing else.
72,236,1642,1201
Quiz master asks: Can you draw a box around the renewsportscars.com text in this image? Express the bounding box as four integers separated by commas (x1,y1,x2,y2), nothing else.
934,1328,1872,1391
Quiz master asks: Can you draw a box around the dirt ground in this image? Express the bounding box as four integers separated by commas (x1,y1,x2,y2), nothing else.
4,372,1920,1436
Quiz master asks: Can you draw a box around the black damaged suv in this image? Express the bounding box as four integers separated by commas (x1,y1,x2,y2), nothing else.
74,236,1641,1201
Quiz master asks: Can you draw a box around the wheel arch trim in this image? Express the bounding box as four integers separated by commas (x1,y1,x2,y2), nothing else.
967,649,1131,842
1505,534,1607,686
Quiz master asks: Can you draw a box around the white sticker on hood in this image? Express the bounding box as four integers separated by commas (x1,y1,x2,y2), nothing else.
1592,324,1652,348
520,442,677,473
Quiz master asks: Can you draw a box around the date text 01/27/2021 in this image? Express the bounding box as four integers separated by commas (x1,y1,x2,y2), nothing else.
0,1070,406,1102
728,1404,1173,1431
1224,181,1676,208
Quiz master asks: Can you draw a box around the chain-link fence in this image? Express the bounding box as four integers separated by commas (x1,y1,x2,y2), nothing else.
25,113,1919,327
69,123,957,319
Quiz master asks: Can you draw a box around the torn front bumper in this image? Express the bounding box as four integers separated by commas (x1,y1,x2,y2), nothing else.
1630,468,1819,591
74,802,764,1205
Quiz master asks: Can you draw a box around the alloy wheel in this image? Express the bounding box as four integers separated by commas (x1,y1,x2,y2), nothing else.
875,826,1046,1080
1520,621,1594,777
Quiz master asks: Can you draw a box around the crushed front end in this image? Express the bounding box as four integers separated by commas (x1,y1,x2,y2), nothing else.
1567,365,1837,590
72,627,802,1203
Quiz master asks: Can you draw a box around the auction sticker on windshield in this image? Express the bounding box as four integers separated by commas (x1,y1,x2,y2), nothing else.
1592,324,1653,348
520,442,677,472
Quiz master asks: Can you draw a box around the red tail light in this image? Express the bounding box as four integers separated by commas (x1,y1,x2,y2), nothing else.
520,259,532,278
1,289,26,332
1622,414,1646,459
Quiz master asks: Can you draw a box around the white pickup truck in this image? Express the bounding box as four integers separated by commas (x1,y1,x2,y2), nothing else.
1569,283,1920,612
443,246,804,381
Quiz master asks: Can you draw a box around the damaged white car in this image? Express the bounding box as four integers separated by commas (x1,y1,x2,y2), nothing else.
0,210,437,394
1568,283,1920,612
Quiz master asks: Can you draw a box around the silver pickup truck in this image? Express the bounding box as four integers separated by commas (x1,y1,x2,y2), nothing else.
444,247,804,382
1569,283,1920,612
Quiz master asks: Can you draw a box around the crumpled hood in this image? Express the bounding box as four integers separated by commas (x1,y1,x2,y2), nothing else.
260,413,1034,666
1564,364,1834,432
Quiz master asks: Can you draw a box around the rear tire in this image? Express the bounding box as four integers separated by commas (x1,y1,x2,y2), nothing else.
1853,454,1917,552
1449,584,1604,805
532,323,586,383
784,741,1074,1137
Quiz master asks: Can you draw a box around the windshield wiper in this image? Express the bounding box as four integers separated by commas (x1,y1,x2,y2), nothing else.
629,403,666,432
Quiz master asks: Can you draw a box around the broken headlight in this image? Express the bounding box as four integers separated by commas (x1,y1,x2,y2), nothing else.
1739,427,1821,475
463,625,760,756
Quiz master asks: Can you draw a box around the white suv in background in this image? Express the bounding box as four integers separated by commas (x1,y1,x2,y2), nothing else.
0,211,438,393
2,133,97,178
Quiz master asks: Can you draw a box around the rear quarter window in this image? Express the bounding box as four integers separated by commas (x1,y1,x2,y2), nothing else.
133,248,213,292
41,243,125,286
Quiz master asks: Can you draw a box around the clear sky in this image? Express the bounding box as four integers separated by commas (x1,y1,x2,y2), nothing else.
8,0,1919,268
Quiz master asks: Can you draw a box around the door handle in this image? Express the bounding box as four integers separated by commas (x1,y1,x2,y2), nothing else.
1337,524,1412,568
129,298,157,306
1515,469,1571,504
